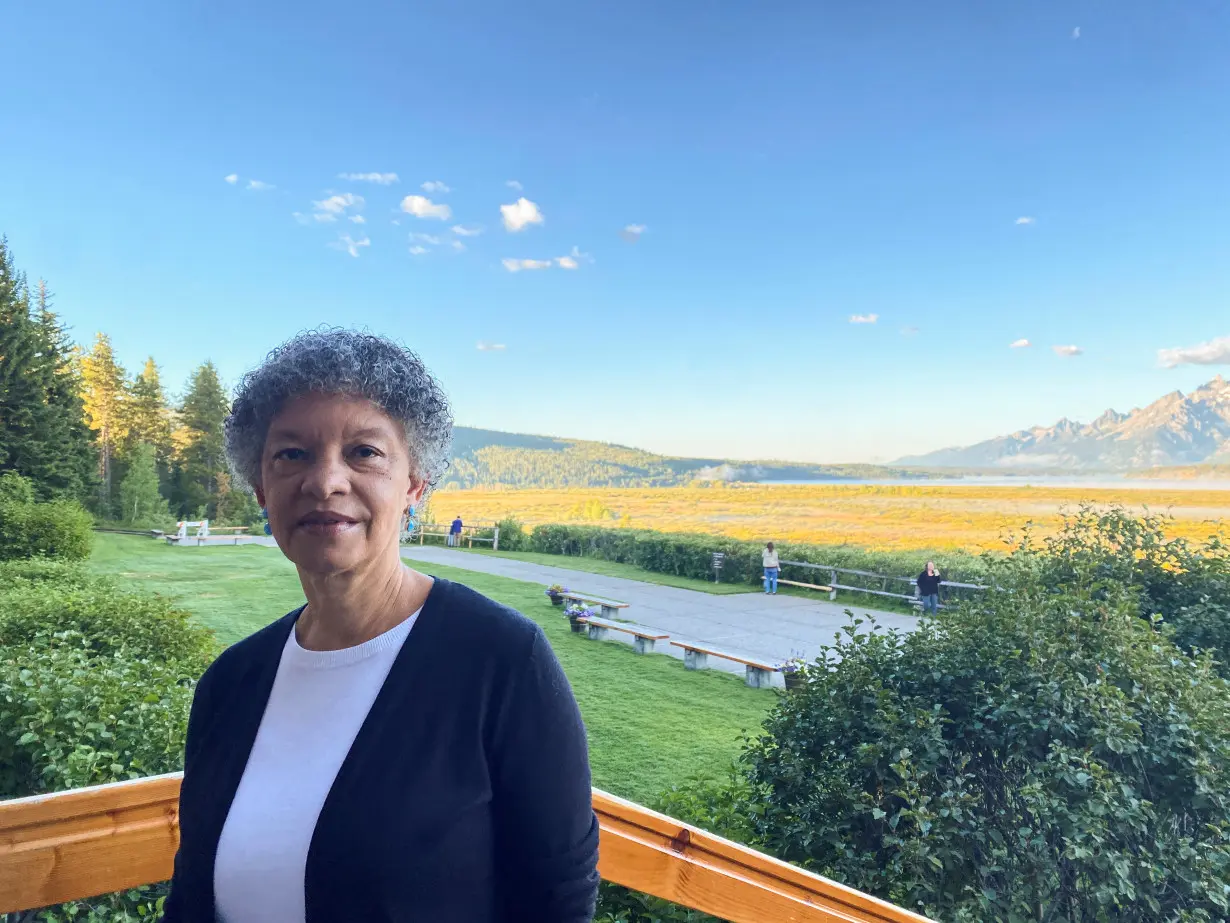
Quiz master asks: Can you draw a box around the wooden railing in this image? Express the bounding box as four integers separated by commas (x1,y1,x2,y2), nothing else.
0,774,934,923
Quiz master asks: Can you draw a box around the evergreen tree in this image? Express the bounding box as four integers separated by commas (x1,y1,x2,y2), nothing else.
214,471,262,527
78,332,129,512
123,356,174,496
117,442,171,525
171,361,229,518
0,240,96,501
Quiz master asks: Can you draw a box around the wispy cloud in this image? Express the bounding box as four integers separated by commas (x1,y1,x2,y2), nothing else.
555,246,590,270
506,180,523,191
477,341,506,351
900,326,920,337
312,193,364,222
329,234,370,258
1072,26,1081,39
421,180,450,193
247,179,274,191
501,197,543,232
349,215,366,224
451,224,483,236
1052,345,1084,357
1015,216,1036,225
849,313,879,324
451,240,466,251
401,195,452,220
224,173,238,185
410,233,442,246
1010,338,1032,349
502,258,553,272
1158,336,1230,368
620,223,646,243
338,172,399,184
409,245,429,256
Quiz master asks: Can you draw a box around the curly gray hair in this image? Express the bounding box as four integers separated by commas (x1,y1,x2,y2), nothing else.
224,328,453,489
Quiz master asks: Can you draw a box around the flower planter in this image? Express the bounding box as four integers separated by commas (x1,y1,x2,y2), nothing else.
783,672,806,692
568,616,585,633
549,595,564,607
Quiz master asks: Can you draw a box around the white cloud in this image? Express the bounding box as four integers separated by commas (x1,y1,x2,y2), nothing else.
338,172,399,184
451,240,466,251
502,258,553,272
349,215,366,224
329,234,370,258
620,223,647,242
247,179,274,191
313,193,364,222
1010,338,1032,349
1072,26,1081,39
401,195,452,220
410,233,441,245
501,197,544,232
292,212,311,225
451,224,483,236
409,245,429,256
421,180,450,193
849,313,879,324
1158,336,1230,368
476,341,506,351
1015,216,1036,225
1052,345,1084,357
555,245,589,269
506,180,523,191
224,173,238,184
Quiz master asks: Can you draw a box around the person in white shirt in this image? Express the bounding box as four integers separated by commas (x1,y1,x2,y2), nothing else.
762,542,780,595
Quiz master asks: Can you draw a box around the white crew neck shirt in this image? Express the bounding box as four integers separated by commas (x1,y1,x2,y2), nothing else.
213,609,420,923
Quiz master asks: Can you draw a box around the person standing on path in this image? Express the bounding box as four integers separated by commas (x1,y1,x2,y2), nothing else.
449,514,463,547
762,542,780,595
917,561,943,615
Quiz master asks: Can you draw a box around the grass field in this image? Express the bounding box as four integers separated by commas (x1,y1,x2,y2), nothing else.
89,534,771,804
431,483,1230,551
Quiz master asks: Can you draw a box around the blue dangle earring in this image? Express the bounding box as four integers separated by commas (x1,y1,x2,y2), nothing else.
261,507,272,536
404,505,418,535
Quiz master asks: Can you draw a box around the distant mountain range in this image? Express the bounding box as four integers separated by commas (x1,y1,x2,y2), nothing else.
897,375,1230,471
440,427,935,489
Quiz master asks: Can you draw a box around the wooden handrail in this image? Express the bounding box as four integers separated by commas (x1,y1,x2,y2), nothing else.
0,775,933,923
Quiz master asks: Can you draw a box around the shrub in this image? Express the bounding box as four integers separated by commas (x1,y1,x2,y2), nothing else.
0,493,93,562
738,547,1230,921
496,516,529,551
0,470,37,503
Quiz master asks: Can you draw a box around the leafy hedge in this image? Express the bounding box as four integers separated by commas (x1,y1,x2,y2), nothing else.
0,560,217,920
528,523,989,604
0,492,93,562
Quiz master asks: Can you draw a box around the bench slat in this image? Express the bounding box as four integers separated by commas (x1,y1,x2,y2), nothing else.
669,641,780,672
561,593,630,609
578,617,669,640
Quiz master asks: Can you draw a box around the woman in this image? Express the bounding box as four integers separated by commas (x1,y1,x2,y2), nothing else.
162,330,599,922
762,541,780,595
917,561,943,615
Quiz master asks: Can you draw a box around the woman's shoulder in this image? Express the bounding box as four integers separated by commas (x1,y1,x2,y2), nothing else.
426,578,542,653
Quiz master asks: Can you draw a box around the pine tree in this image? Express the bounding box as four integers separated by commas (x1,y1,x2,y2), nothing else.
78,332,129,512
117,442,171,525
171,361,230,518
0,241,96,501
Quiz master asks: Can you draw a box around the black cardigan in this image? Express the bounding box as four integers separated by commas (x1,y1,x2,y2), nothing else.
161,578,600,922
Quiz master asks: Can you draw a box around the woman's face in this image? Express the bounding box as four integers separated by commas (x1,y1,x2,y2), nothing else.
255,392,424,575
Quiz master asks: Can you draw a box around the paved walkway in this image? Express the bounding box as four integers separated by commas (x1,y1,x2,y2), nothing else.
401,547,919,680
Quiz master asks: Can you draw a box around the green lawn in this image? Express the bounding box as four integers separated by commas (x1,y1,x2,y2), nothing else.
89,534,772,804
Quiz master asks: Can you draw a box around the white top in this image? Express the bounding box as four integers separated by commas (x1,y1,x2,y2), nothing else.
762,549,779,568
213,609,420,923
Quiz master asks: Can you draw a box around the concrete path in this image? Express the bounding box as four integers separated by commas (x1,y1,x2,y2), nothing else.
401,547,919,682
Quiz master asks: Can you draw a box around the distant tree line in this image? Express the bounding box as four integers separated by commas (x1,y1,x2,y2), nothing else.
0,238,259,527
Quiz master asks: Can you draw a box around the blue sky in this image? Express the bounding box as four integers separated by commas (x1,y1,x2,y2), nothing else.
2,1,1229,463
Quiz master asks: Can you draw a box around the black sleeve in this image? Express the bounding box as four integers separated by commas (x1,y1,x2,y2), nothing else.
159,664,216,923
490,627,599,923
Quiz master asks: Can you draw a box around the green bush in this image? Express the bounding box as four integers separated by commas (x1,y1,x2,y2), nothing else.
0,470,37,503
735,540,1230,920
528,524,988,605
496,516,529,551
0,492,93,562
0,564,217,920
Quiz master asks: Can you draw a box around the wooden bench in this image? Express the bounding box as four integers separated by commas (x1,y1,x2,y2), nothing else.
560,592,630,621
578,617,669,654
670,641,781,688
